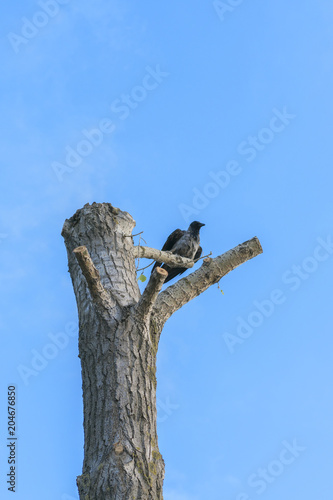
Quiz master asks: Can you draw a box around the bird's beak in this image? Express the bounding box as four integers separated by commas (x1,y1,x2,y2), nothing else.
200,223,205,227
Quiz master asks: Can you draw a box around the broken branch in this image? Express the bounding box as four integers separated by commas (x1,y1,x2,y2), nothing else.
73,246,118,312
136,267,168,320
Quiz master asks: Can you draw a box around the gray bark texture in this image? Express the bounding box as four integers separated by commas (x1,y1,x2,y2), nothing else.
61,202,263,500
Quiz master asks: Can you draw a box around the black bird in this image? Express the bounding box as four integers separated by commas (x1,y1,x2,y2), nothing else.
151,221,205,283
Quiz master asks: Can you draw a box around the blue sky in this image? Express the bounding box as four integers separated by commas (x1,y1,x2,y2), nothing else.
1,1,333,499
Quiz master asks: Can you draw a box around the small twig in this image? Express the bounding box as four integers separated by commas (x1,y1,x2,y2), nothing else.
124,231,144,238
194,251,213,263
136,234,149,271
137,236,141,271
124,231,147,245
137,261,155,273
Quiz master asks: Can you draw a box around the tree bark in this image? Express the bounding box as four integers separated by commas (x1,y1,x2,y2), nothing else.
62,202,263,499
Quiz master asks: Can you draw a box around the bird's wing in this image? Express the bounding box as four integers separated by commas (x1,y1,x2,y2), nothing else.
194,246,202,260
161,229,184,251
163,265,186,283
163,245,202,283
151,229,184,273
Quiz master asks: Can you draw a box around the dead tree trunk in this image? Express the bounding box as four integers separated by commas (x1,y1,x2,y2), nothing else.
61,202,263,500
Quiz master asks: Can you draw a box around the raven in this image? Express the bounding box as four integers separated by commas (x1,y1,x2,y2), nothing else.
151,221,205,283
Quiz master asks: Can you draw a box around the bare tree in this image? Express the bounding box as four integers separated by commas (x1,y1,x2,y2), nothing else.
61,202,263,500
